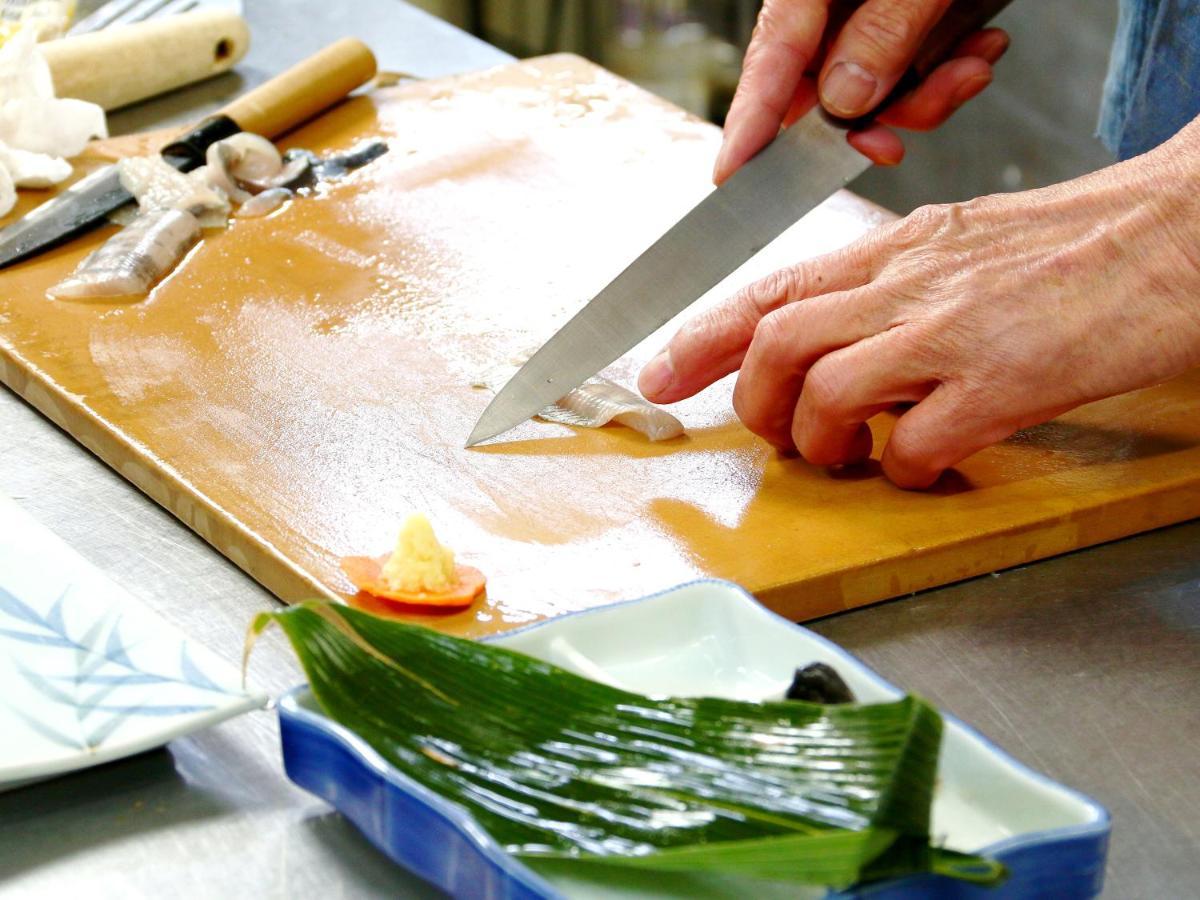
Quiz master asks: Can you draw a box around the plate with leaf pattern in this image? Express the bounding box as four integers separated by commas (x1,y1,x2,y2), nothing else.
0,491,267,790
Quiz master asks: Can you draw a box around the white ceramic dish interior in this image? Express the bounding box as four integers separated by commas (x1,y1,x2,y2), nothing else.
491,580,1105,895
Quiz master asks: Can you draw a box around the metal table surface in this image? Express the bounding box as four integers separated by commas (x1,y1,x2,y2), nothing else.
0,3,1197,897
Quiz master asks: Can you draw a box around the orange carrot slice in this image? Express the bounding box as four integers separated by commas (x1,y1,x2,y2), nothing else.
339,554,485,609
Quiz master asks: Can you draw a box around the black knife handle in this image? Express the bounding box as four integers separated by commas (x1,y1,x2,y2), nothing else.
159,114,242,169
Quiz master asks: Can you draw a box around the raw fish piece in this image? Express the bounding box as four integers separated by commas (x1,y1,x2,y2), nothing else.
475,363,684,441
309,139,389,179
542,376,685,441
213,133,281,182
205,140,257,203
47,208,200,301
206,133,288,204
242,155,310,192
117,155,229,226
236,187,292,218
279,139,389,192
205,133,309,198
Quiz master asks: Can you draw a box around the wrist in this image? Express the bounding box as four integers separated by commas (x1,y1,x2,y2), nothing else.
1135,118,1200,285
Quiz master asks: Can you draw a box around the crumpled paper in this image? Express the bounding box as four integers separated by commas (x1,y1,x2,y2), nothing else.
0,28,107,216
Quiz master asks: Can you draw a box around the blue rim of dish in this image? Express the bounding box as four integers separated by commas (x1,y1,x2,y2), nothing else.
278,578,1111,899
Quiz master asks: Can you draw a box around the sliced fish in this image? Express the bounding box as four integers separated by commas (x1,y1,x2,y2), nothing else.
47,208,200,301
476,361,684,442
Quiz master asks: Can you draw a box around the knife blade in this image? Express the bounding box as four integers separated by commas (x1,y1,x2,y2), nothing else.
0,37,377,269
467,0,1015,447
467,112,868,447
0,117,237,268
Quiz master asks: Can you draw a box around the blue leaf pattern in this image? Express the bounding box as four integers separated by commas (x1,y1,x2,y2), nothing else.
180,645,225,694
0,628,76,648
45,595,67,635
10,706,85,752
104,622,137,670
0,577,245,751
0,586,51,627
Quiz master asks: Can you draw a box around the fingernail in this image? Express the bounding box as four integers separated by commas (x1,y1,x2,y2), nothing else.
712,141,730,184
821,62,877,117
640,350,675,399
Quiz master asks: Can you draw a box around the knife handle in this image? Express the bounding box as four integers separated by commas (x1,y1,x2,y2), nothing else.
217,37,377,139
911,0,1017,78
827,0,1016,122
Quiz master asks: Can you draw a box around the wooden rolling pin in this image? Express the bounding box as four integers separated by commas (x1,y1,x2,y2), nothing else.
40,8,250,111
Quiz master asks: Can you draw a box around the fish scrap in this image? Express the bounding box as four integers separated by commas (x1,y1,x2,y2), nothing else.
46,209,200,301
46,135,389,301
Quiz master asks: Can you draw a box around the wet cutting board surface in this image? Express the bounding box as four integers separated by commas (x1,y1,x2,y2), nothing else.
3,55,1200,638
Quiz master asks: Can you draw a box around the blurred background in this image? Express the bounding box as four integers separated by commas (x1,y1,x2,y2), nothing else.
407,0,1119,214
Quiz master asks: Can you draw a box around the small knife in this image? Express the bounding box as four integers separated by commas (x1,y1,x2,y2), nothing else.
0,37,377,269
468,0,1014,447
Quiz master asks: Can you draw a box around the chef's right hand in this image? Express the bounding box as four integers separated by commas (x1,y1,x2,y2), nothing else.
714,0,1010,184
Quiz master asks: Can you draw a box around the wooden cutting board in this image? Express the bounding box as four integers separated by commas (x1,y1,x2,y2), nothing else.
2,55,1199,638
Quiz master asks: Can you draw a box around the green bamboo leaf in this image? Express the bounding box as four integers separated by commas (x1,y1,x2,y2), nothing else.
252,601,1005,889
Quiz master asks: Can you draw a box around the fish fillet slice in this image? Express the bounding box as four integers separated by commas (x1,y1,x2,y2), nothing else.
476,363,684,442
47,208,200,300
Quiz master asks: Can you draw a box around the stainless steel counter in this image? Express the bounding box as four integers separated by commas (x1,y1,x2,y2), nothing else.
1,2,1196,896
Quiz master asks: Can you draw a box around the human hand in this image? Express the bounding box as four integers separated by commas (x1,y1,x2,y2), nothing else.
714,0,1010,183
641,123,1200,488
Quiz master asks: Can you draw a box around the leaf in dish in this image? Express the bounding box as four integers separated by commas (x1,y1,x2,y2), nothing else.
248,601,1004,889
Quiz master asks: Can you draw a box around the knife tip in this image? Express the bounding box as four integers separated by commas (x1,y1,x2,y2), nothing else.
464,423,494,449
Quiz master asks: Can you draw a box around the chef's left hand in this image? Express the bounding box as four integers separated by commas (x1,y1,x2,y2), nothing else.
639,119,1200,488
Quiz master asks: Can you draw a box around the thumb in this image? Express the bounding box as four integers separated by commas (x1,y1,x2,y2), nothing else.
820,0,952,118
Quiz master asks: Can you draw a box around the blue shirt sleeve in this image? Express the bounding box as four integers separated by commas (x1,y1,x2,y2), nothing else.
1100,0,1200,160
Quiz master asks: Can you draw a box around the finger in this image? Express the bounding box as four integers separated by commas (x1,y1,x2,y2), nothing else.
714,0,830,185
881,386,1019,489
849,28,1009,155
876,56,993,131
791,332,935,465
785,81,905,166
847,124,906,165
780,78,819,129
954,28,1010,65
819,0,953,118
640,244,877,404
875,28,1007,130
730,288,895,450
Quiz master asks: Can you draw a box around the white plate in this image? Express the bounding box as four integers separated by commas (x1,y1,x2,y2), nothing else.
0,492,267,790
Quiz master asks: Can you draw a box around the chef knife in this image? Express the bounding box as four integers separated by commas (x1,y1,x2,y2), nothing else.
468,0,1014,447
0,37,376,269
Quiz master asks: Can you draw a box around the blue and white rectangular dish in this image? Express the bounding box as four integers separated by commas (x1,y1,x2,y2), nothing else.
0,492,267,791
277,580,1110,899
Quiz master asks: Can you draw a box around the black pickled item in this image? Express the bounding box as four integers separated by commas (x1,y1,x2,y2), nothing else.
281,139,390,192
785,662,857,704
